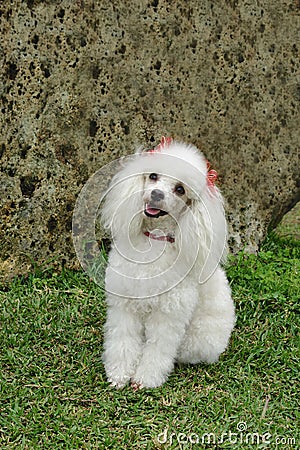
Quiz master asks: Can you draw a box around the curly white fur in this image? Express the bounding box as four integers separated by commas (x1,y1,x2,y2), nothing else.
101,141,235,389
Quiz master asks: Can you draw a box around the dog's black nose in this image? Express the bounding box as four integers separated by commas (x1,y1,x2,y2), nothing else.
151,189,164,202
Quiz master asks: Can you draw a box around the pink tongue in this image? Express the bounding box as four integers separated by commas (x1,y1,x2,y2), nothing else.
146,205,160,215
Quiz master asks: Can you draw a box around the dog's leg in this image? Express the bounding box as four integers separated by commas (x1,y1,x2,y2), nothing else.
176,308,235,364
177,269,235,364
132,310,188,389
103,303,143,388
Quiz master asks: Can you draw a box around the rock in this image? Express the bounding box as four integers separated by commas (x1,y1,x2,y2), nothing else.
0,0,299,282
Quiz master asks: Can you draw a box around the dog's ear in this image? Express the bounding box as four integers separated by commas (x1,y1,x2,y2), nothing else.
175,187,227,283
101,164,145,240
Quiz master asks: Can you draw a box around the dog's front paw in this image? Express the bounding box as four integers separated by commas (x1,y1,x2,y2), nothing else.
132,370,167,389
131,381,143,391
108,378,128,389
103,346,140,389
105,365,132,389
132,352,174,388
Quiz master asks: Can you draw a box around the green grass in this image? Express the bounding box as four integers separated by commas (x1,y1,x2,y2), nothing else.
0,234,299,449
275,203,300,240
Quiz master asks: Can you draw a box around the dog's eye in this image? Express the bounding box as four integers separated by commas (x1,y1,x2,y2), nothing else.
175,185,185,196
149,173,158,181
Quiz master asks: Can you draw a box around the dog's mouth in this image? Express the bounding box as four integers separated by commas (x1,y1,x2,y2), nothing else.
144,203,168,218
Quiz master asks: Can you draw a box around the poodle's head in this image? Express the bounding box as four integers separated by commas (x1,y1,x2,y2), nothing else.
101,139,227,280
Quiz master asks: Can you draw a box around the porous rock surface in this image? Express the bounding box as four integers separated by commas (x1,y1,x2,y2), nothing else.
1,0,299,281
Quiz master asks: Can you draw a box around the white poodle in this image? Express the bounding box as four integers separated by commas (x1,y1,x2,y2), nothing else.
101,138,235,389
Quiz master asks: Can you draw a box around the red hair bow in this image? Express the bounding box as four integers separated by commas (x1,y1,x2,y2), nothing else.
206,161,218,189
148,136,172,153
